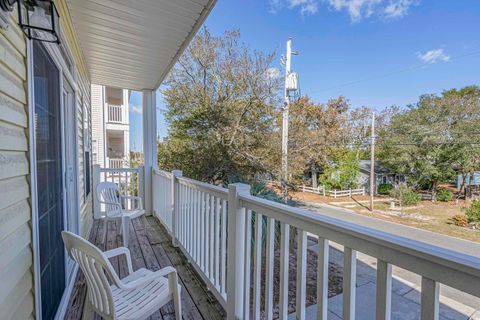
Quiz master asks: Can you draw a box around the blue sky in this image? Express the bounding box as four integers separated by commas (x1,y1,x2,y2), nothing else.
129,0,480,152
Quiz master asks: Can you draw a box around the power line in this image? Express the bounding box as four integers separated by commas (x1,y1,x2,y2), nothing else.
307,50,480,94
314,141,480,147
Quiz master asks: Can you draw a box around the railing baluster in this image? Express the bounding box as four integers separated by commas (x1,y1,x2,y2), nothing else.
198,190,203,267
296,230,307,320
205,193,210,276
243,209,252,320
253,213,263,319
200,192,205,272
421,277,439,320
189,187,194,254
186,186,190,252
317,238,329,320
343,247,357,320
192,188,197,262
279,222,290,320
376,259,392,320
265,216,275,320
215,197,221,289
210,194,215,281
221,199,227,298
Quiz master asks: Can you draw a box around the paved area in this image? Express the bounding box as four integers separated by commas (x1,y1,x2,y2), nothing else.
289,201,480,319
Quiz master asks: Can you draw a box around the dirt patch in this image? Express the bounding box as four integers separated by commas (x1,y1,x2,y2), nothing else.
251,236,343,319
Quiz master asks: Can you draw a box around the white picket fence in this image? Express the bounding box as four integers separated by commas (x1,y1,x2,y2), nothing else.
329,187,365,198
151,169,480,320
301,185,326,196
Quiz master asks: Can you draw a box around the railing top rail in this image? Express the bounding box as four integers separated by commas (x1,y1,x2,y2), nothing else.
238,193,480,296
153,169,173,179
177,176,228,197
100,168,139,173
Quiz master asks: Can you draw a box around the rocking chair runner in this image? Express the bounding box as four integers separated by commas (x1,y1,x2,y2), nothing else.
62,231,182,320
96,181,145,247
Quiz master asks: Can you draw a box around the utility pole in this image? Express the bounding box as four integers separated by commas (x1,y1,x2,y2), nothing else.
282,39,292,183
370,112,375,211
281,39,298,200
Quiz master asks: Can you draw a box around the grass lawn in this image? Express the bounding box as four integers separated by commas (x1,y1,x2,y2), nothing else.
334,199,480,243
288,188,480,243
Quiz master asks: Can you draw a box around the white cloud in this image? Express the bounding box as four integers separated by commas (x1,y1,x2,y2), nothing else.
270,0,318,15
326,0,382,22
131,105,142,114
384,0,414,18
269,0,417,21
289,0,319,15
417,49,450,64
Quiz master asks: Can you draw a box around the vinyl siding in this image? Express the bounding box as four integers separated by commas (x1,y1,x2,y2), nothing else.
0,4,33,319
0,1,92,318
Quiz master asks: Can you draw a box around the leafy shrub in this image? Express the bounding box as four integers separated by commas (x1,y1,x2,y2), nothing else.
452,214,469,227
436,189,453,202
466,200,480,222
377,183,393,195
390,186,421,206
417,179,433,191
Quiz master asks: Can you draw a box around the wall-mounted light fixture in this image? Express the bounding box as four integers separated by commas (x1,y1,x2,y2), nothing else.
0,0,60,43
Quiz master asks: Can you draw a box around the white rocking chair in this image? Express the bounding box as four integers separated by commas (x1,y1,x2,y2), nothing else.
96,181,145,247
62,231,182,320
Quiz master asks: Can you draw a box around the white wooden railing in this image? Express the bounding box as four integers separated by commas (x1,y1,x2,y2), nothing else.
93,165,144,218
152,169,229,306
152,169,480,320
107,157,125,169
107,103,123,123
152,169,174,231
329,187,365,198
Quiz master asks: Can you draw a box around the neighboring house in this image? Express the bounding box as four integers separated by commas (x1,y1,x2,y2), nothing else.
91,84,130,169
0,1,214,319
358,160,406,193
457,172,480,189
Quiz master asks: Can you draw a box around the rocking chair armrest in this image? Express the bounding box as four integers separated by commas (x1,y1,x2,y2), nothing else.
123,267,178,290
104,247,133,275
120,195,143,210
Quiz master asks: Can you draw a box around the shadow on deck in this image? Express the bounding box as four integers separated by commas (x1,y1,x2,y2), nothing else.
65,216,226,319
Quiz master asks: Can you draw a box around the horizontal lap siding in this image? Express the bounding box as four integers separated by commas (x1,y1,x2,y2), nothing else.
0,5,33,319
0,1,92,319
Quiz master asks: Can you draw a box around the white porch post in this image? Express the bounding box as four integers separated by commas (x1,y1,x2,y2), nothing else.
142,89,158,215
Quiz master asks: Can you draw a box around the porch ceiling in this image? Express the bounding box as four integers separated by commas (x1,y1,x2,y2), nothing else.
67,0,216,91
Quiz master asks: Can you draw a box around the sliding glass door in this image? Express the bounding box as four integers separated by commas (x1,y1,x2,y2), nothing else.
33,41,65,320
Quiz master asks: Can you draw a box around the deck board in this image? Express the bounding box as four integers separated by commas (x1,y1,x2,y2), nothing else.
65,216,226,320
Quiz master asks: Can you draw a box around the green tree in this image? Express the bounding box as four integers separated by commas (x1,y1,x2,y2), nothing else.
320,148,361,189
158,28,281,183
378,86,480,199
287,96,350,184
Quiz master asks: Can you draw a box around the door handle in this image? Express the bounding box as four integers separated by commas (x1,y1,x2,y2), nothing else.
68,167,74,182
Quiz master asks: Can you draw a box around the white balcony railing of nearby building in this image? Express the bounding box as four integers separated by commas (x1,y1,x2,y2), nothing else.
93,165,144,218
107,103,123,123
152,169,480,320
107,157,125,169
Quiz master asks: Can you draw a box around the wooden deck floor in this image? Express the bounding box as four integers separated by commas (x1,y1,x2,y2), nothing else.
65,216,226,320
